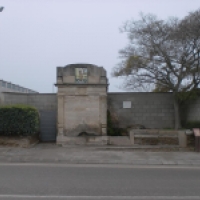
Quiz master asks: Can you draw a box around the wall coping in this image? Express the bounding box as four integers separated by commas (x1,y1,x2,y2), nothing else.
1,92,56,95
55,83,108,87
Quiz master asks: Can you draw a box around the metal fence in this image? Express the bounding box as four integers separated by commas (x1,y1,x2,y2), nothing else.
0,80,38,93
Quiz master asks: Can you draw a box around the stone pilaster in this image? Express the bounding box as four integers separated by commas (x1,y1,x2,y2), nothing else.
57,94,64,136
100,95,107,135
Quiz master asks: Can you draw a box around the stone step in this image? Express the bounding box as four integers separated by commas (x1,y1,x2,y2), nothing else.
98,145,194,152
134,135,179,145
134,135,178,138
129,130,185,146
131,129,179,136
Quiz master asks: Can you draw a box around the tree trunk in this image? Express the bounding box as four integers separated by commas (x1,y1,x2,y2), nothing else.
173,92,181,130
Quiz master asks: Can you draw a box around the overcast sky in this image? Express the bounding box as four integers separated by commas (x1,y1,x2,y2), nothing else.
0,0,199,93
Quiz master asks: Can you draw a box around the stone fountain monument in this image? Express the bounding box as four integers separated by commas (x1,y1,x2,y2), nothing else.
55,64,108,144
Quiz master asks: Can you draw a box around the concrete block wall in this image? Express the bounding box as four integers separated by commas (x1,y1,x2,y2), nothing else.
0,92,57,111
0,92,28,106
108,92,175,129
1,91,200,130
27,94,57,111
181,97,200,122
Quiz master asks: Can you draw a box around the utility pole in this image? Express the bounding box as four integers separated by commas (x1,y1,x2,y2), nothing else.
0,7,4,12
52,84,54,93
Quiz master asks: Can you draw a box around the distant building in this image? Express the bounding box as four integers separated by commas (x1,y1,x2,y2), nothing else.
0,80,38,94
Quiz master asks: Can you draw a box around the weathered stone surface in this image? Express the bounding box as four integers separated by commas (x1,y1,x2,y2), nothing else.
56,136,109,145
55,64,108,143
130,129,179,145
178,131,187,147
129,130,134,144
108,136,131,145
63,95,100,136
134,137,179,145
0,135,39,148
187,134,195,147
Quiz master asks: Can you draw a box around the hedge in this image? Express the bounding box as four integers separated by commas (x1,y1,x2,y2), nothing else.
107,110,114,136
0,105,39,136
181,120,200,129
107,110,128,136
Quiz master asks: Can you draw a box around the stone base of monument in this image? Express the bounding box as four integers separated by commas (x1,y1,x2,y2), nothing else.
56,130,194,149
0,135,39,148
56,136,109,145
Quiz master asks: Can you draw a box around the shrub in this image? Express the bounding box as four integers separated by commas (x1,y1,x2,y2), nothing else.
0,105,39,136
107,110,114,136
181,120,200,129
107,110,128,136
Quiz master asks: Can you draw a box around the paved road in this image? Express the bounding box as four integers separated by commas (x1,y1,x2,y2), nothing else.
0,164,200,200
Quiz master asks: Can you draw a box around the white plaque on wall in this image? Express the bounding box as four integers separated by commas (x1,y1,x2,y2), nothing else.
123,101,131,108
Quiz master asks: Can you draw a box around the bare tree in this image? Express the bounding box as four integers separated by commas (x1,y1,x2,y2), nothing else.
112,9,200,129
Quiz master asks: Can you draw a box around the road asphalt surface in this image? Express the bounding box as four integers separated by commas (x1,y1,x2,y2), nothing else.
0,164,200,200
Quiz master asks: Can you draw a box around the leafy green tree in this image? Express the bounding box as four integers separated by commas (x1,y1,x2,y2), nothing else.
112,9,200,129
